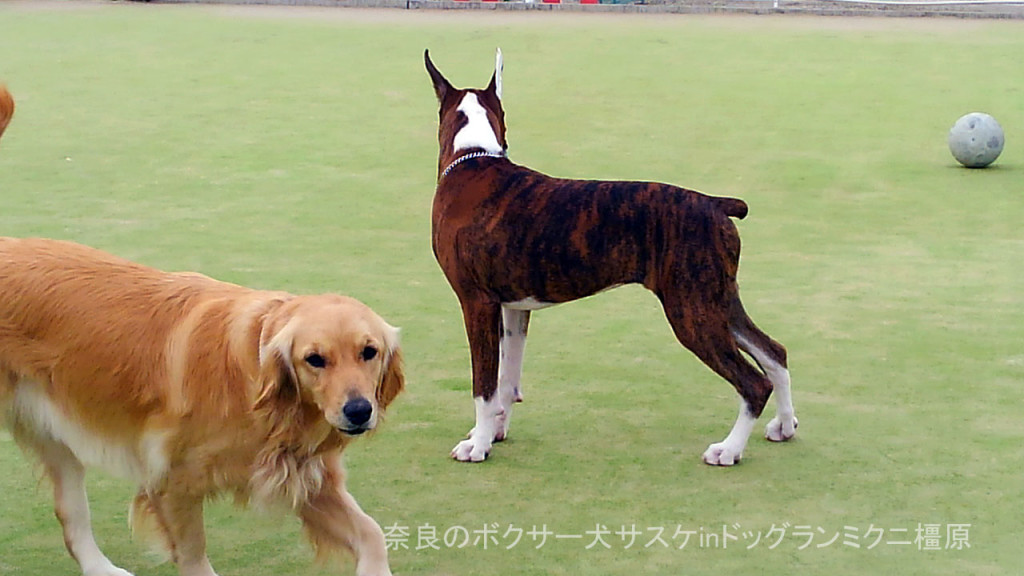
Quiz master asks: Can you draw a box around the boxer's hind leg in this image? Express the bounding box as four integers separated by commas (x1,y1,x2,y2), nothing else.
730,304,797,442
658,291,774,466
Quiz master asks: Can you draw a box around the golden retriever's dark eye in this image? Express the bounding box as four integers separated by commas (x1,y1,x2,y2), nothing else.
305,353,326,369
361,345,378,362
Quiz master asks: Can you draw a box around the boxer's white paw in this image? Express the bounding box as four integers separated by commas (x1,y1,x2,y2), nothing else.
493,410,510,442
702,441,743,466
765,415,798,442
451,434,491,462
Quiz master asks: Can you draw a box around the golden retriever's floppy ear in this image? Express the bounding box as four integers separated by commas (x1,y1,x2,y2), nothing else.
254,320,299,412
377,323,404,410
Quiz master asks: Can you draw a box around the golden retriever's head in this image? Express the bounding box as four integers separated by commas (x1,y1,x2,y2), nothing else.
255,294,403,437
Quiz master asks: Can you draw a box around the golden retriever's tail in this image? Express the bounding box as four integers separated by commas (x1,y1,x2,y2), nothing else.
0,84,13,142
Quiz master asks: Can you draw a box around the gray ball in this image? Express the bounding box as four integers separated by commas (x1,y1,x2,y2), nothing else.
948,112,1004,168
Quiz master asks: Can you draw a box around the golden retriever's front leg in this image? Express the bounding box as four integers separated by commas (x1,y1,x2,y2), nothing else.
298,464,391,576
36,440,134,576
157,491,219,576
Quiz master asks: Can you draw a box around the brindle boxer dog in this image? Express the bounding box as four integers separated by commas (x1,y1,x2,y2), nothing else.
425,49,797,466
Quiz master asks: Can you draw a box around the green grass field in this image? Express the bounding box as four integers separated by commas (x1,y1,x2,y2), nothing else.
1,3,1022,575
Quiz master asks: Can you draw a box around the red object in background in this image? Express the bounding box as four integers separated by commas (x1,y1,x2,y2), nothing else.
580,0,599,4
542,0,561,3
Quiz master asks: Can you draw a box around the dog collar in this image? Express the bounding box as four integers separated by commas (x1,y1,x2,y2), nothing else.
440,150,506,180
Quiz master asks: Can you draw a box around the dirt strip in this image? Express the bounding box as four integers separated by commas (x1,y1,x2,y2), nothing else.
4,0,1022,23
148,0,1024,19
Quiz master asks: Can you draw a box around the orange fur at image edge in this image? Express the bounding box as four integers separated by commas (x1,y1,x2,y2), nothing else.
0,85,13,141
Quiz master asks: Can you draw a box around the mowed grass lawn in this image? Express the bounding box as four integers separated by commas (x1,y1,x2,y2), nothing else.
1,3,1022,575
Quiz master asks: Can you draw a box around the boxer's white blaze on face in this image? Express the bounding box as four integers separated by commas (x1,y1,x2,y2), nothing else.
452,93,503,155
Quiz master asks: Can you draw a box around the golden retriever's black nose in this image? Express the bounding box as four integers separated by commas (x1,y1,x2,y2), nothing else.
343,398,373,427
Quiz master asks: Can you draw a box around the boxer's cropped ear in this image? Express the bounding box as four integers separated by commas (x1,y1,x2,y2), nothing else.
490,48,503,101
425,49,454,104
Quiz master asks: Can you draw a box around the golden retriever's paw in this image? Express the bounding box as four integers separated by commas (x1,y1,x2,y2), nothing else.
702,441,743,467
84,565,134,576
451,436,491,462
765,415,798,442
356,562,392,576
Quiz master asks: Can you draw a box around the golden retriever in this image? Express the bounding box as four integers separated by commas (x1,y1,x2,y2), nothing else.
0,237,403,576
0,84,13,141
